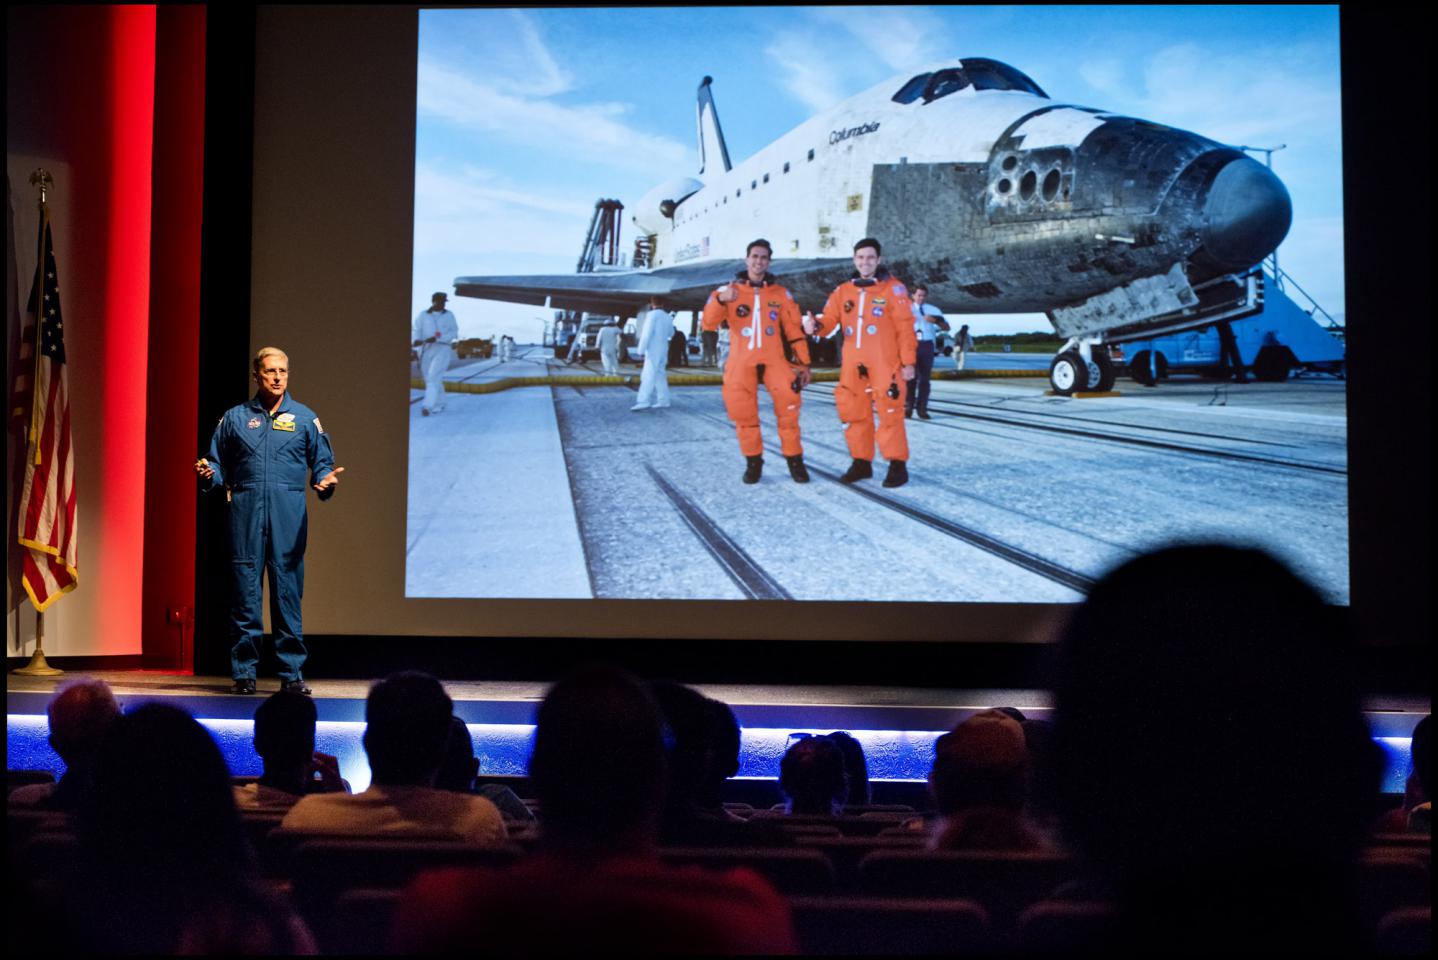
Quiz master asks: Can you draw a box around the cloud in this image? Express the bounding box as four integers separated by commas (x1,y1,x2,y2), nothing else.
1077,57,1125,98
764,36,847,114
765,6,949,113
413,163,593,260
808,6,946,70
417,59,692,177
1127,41,1340,148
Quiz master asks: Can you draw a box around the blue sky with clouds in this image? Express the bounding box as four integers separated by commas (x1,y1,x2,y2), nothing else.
414,5,1342,341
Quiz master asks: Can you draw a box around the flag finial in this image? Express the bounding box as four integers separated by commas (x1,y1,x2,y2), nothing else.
29,168,53,204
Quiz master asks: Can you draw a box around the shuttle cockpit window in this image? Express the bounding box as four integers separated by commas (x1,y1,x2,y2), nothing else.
922,68,970,102
961,59,1049,98
891,72,932,104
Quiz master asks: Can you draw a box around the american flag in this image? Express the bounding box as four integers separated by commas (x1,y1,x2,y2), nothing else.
15,207,77,611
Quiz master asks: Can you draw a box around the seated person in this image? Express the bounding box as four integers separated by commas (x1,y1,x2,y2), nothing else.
234,689,348,808
433,715,534,823
61,703,316,954
928,709,1047,851
1051,544,1382,954
281,672,506,845
777,736,848,816
9,678,120,812
1375,715,1429,834
825,731,873,807
390,665,796,954
654,683,793,846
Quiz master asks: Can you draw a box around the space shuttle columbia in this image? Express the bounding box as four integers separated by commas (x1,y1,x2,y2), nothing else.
455,58,1292,393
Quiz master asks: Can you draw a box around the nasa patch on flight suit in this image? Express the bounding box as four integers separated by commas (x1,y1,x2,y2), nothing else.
736,305,751,318
272,414,296,432
247,417,262,430
866,324,879,335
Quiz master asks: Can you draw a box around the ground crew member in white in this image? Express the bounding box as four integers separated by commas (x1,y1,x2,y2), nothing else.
598,320,622,376
632,296,674,410
413,292,458,416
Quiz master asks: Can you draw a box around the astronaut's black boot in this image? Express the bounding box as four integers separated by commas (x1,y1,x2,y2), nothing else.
743,455,764,484
840,458,873,484
882,459,909,488
786,455,810,483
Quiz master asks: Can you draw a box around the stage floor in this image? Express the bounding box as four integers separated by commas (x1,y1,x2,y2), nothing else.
7,669,1428,733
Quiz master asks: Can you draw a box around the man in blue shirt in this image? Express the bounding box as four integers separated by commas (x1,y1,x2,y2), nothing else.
195,347,343,695
906,284,949,420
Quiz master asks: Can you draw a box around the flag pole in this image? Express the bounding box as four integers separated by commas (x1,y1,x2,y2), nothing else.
13,169,64,678
13,611,62,677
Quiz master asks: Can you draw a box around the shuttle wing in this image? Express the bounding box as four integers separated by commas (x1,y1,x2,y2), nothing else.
455,258,854,315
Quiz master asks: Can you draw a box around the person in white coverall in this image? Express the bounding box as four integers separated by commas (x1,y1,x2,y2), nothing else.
413,292,458,416
632,297,674,410
500,335,515,363
597,320,622,376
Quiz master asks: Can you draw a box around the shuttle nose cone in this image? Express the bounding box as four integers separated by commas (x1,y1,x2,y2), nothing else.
1201,156,1292,269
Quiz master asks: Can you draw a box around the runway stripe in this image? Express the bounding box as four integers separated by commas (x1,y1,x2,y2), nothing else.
810,384,1345,475
645,464,792,601
804,461,1096,595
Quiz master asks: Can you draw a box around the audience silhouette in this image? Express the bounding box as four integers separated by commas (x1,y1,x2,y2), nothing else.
390,664,797,954
825,731,873,806
281,671,506,843
1051,544,1383,953
929,709,1047,851
779,735,848,816
235,689,347,808
9,679,119,812
65,703,316,954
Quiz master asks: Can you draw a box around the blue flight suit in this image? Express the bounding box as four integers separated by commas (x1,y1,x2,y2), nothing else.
201,394,336,682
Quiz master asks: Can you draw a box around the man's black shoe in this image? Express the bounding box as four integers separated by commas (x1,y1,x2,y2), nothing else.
840,458,873,484
883,460,909,488
743,455,764,484
905,409,914,419
786,455,810,483
917,410,932,420
281,679,313,696
231,678,257,695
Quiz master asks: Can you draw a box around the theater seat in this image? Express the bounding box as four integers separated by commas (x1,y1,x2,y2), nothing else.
1016,899,1120,953
330,887,403,956
1357,853,1431,937
658,846,837,895
857,849,1075,928
286,837,523,952
1375,906,1431,956
789,895,990,955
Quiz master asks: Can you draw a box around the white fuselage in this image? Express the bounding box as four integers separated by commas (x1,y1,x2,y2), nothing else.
643,63,1108,268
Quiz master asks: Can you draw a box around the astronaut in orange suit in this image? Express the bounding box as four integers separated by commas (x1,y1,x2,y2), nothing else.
803,238,917,488
701,239,813,484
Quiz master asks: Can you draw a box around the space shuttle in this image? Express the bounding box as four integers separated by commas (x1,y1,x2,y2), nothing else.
455,58,1292,393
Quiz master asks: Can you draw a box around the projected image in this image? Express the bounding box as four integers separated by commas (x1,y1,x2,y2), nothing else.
406,6,1347,603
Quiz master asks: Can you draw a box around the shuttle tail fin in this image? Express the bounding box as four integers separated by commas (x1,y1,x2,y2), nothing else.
696,76,732,176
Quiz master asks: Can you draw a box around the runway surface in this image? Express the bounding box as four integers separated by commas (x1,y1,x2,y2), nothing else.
407,346,1349,603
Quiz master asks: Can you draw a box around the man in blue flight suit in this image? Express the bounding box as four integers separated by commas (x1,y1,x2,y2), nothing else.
195,347,344,695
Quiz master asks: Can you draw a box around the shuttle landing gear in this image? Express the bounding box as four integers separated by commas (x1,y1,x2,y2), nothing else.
1049,338,1116,395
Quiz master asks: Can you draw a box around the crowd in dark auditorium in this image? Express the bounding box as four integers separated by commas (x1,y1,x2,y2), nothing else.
7,546,1431,954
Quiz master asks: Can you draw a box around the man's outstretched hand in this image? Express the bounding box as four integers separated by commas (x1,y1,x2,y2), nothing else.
313,466,345,493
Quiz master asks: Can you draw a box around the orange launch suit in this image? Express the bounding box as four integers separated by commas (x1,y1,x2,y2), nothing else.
701,274,812,458
813,271,918,462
